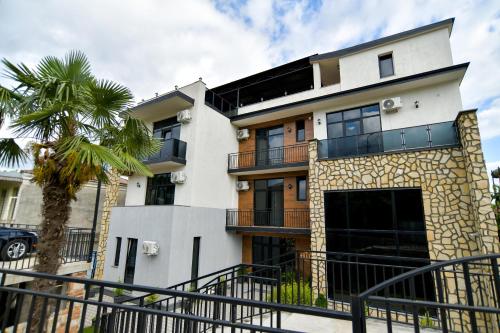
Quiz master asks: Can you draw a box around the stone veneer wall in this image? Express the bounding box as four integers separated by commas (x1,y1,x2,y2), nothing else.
308,110,499,299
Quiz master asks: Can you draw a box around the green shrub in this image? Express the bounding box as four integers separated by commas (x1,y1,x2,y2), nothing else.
114,279,125,296
145,294,159,304
314,293,328,308
419,311,435,328
281,271,295,283
269,280,312,305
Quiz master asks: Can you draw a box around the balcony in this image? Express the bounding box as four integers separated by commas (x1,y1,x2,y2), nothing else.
228,143,309,175
318,121,460,160
144,138,187,167
226,209,310,234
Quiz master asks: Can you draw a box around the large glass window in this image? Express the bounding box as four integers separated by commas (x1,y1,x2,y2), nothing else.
153,116,180,140
326,104,382,156
145,173,175,205
256,126,284,166
254,179,284,226
324,189,428,258
113,237,122,267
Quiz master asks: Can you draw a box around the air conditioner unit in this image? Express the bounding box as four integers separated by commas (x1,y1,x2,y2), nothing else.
142,241,159,256
177,109,192,124
170,171,186,184
236,129,250,141
236,181,250,191
380,97,402,113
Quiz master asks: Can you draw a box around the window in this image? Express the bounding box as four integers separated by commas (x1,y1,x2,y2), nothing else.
145,173,175,205
327,104,381,138
296,120,305,142
124,238,138,284
153,116,180,140
378,53,394,78
297,176,307,201
191,237,201,289
113,237,122,266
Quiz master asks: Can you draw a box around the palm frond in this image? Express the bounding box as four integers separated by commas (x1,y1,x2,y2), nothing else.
113,150,153,177
0,138,28,167
82,79,133,129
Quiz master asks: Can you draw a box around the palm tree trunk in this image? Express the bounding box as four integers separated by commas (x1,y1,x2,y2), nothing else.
95,168,121,279
31,179,72,332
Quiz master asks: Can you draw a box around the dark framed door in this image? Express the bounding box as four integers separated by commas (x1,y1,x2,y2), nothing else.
124,238,138,284
256,126,284,167
252,236,295,266
254,179,284,226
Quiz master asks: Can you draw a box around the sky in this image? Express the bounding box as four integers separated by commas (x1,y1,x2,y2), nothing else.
0,0,499,177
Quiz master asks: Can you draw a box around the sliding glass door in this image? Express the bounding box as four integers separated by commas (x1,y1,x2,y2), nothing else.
256,126,284,167
254,179,284,227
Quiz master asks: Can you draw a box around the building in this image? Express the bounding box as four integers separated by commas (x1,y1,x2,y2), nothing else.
0,170,127,230
103,18,499,291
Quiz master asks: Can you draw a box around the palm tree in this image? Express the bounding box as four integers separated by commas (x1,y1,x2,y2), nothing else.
0,51,154,329
94,115,161,279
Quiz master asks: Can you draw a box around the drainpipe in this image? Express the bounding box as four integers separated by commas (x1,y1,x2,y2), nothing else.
88,179,102,264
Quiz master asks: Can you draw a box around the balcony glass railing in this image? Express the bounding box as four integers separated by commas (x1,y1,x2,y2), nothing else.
228,143,308,171
318,121,459,159
226,209,310,229
144,138,187,165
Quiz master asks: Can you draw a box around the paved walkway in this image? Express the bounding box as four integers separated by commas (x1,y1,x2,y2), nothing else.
264,312,441,332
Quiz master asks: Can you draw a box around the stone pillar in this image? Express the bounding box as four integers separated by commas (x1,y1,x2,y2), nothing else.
308,140,327,299
95,168,121,279
456,110,500,254
456,110,500,333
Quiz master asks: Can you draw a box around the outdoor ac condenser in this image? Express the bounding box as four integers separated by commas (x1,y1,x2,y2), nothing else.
237,129,250,141
170,171,186,184
142,241,159,256
177,109,192,124
236,181,250,191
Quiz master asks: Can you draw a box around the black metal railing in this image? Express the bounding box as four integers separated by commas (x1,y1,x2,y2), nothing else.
204,88,238,117
144,138,187,165
0,223,92,270
228,143,309,171
318,121,460,159
226,209,310,229
352,253,500,333
0,267,350,333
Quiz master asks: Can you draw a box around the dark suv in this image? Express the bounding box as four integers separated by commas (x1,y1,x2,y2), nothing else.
0,227,38,261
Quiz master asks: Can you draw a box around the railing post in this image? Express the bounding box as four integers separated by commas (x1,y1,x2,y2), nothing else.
277,267,281,329
351,296,364,333
230,269,236,333
463,262,478,333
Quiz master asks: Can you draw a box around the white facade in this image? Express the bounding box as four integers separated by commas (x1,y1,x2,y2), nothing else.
104,205,241,288
125,80,238,209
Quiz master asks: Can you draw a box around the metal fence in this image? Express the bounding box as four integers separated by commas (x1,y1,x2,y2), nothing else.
0,267,350,333
352,253,500,333
226,209,310,229
228,143,309,171
0,223,92,270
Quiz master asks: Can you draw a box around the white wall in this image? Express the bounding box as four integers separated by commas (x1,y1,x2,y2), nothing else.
124,80,238,209
103,205,241,288
339,28,453,90
313,80,463,139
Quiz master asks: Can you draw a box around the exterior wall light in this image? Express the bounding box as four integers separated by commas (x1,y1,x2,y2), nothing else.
288,184,293,190
317,118,322,125
414,100,419,108
136,182,141,188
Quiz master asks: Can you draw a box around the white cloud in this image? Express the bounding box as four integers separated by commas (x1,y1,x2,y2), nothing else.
1,0,499,149
478,98,500,141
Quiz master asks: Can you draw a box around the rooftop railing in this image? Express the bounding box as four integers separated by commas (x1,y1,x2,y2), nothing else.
318,121,460,160
144,138,187,165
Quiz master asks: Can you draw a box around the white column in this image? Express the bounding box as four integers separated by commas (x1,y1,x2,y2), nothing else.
312,62,321,90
